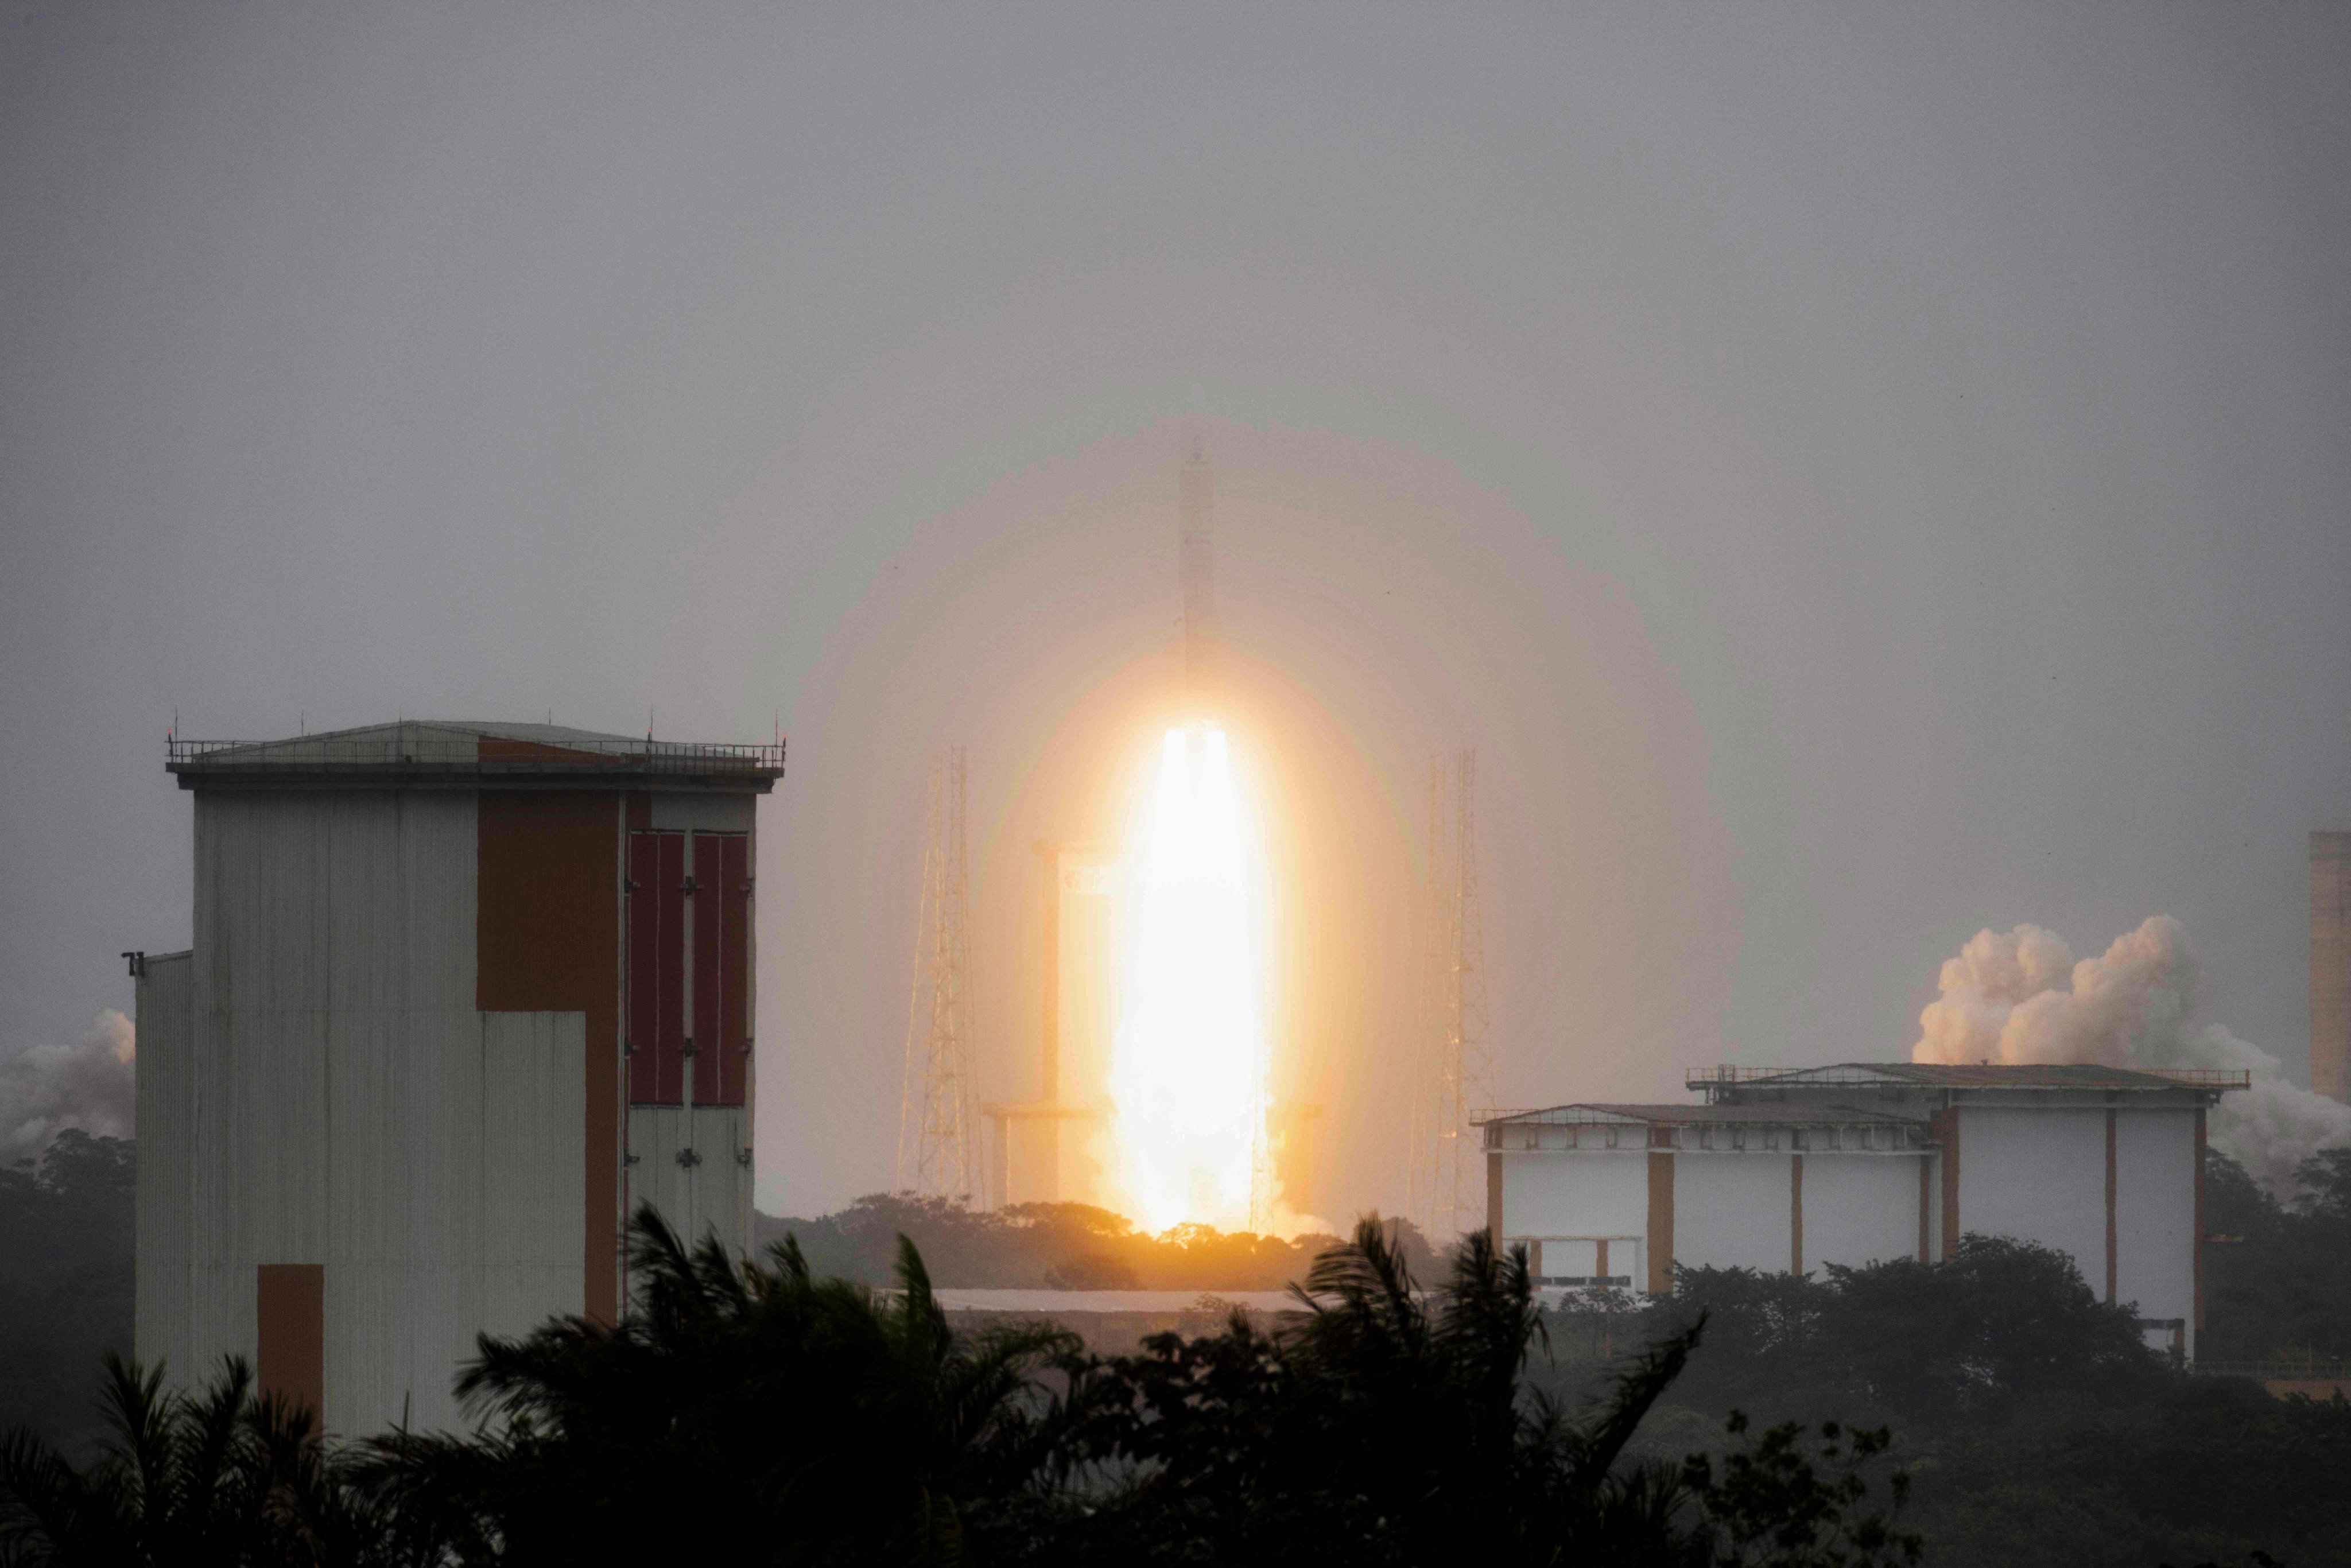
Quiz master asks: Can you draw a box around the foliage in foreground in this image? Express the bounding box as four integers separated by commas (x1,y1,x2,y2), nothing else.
1,1209,1919,1567
1539,1225,2351,1568
0,1357,382,1567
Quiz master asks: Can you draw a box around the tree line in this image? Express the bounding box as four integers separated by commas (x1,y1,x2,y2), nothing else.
7,1140,2350,1565
4,1209,1919,1567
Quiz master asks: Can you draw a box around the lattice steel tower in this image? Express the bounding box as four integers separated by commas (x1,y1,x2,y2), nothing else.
897,748,977,1199
1406,750,1491,1239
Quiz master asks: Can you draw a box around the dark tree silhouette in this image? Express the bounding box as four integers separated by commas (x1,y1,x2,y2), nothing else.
0,1354,386,1566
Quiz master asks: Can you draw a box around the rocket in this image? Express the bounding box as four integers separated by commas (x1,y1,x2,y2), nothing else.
1178,435,1215,718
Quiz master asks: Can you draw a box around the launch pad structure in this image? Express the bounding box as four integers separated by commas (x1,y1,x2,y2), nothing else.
980,839,1118,1210
964,434,1324,1231
897,747,978,1201
1408,749,1492,1240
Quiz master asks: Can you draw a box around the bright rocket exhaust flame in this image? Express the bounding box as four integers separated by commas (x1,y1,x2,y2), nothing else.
1111,725,1267,1232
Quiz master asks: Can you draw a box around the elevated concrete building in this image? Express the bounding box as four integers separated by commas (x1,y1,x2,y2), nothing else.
132,720,782,1433
1482,1062,2245,1358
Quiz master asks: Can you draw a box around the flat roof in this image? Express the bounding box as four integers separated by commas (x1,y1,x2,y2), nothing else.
1687,1062,2247,1093
1477,1101,1930,1128
166,720,785,793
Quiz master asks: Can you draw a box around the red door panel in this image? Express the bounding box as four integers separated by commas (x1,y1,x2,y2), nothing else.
690,834,723,1105
717,833,751,1107
654,831,688,1104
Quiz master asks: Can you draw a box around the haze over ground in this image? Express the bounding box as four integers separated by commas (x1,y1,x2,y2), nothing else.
2,5,2347,1217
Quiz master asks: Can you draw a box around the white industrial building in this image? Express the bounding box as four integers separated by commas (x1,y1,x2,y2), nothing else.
1481,1062,2245,1357
132,720,782,1433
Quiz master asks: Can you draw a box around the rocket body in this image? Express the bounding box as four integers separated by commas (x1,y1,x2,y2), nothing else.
1179,438,1215,715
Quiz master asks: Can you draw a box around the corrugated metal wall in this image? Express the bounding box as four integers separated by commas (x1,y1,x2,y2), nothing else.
141,790,589,1435
133,951,196,1383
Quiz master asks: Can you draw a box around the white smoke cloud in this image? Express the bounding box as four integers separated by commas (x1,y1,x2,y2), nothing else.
1912,917,2351,1198
0,1009,135,1169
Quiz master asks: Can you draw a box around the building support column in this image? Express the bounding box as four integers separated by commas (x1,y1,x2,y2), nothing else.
1790,1153,1805,1276
1646,1151,1675,1295
1485,1150,1503,1241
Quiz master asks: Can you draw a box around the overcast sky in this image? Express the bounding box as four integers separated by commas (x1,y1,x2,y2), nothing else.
4,3,2346,1216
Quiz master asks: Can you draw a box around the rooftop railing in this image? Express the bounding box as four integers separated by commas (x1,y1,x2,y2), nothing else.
167,733,785,777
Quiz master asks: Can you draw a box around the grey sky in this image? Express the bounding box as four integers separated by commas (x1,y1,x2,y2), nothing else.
3,3,2346,1215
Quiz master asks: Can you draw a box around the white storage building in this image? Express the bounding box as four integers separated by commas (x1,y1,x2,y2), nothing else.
1481,1062,2245,1357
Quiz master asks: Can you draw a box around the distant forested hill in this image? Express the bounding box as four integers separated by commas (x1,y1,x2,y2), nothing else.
752,1192,1424,1291
0,1131,133,1458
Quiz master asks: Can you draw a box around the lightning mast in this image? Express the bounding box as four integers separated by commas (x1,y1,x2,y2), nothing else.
896,747,977,1200
1409,750,1492,1239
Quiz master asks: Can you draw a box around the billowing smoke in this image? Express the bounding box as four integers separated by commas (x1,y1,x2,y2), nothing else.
1913,917,2351,1198
0,1010,135,1169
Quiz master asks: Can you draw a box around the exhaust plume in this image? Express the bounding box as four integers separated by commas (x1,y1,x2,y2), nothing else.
1912,917,2351,1197
0,1010,135,1168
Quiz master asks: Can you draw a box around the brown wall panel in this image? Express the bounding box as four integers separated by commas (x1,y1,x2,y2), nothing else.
479,790,620,1325
256,1264,324,1420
